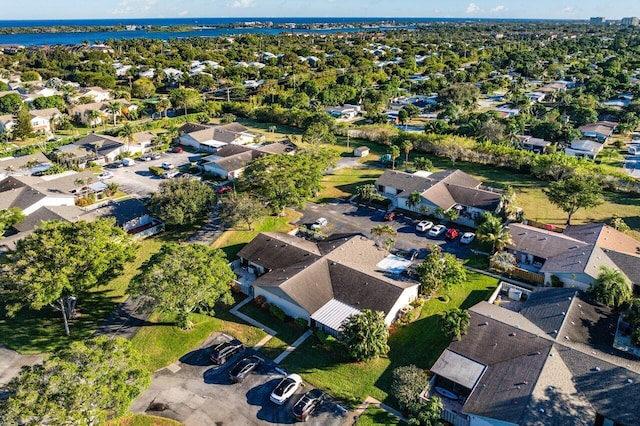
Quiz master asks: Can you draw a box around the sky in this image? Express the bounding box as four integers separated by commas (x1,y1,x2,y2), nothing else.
3,0,640,21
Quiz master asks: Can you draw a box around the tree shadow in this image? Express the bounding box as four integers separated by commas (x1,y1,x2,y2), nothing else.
460,289,495,310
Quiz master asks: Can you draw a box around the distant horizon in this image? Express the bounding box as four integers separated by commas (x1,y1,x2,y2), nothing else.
5,1,640,21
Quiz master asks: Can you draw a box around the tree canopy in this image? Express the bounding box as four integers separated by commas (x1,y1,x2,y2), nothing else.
441,308,471,341
339,309,389,362
0,336,150,425
0,219,136,335
415,247,467,295
0,207,25,235
217,192,265,230
129,243,235,329
544,176,603,225
148,177,215,225
589,266,632,309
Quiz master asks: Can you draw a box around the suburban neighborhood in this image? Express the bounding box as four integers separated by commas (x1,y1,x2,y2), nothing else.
0,13,640,426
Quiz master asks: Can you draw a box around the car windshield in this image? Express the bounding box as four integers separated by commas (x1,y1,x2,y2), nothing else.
274,378,294,396
231,359,251,375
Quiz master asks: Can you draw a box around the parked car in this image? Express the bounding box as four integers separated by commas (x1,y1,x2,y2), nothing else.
292,388,326,422
216,185,233,194
270,374,303,405
150,152,162,160
384,211,396,221
161,162,174,170
428,224,447,237
416,220,434,232
139,154,152,161
109,161,124,168
229,355,262,383
162,170,180,179
172,146,184,153
122,158,136,166
209,341,244,365
98,171,113,180
445,228,460,240
460,232,476,244
311,217,328,230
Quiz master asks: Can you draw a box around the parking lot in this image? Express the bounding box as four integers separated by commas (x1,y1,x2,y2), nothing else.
301,201,474,259
130,332,349,425
105,151,200,196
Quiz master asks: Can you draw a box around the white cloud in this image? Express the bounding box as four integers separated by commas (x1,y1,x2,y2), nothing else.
491,5,506,12
562,6,575,13
232,0,256,8
466,3,481,14
178,9,189,16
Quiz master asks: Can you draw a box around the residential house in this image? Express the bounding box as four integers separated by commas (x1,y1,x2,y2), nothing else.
537,81,569,94
86,198,164,240
375,170,503,228
494,105,520,117
54,133,124,168
0,114,15,132
67,99,136,126
72,86,111,103
0,174,76,216
178,122,261,152
29,108,61,133
119,131,155,154
0,152,52,178
324,105,359,120
525,92,546,103
579,121,616,142
236,232,419,335
517,135,553,154
564,139,603,159
428,288,640,426
505,222,640,291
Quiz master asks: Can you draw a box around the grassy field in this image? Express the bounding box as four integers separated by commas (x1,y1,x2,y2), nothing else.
238,302,305,360
315,167,385,203
107,414,183,426
131,297,267,372
355,405,407,426
211,209,302,260
280,271,498,408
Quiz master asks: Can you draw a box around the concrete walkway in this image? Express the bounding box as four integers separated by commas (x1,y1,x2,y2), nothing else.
229,297,278,337
351,396,409,424
273,329,313,364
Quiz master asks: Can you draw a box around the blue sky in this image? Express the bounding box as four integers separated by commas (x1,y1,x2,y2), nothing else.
3,0,640,20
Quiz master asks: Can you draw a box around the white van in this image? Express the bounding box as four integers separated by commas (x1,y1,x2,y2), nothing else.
122,158,136,166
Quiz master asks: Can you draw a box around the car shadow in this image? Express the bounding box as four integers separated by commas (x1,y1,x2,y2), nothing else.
246,378,296,424
134,170,154,177
203,365,233,385
179,346,212,366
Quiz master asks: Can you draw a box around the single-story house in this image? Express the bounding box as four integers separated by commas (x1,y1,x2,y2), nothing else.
324,105,359,120
67,99,134,126
29,108,62,133
0,152,52,177
579,121,616,142
428,288,640,426
353,146,370,157
564,139,603,160
0,114,15,132
54,133,124,168
71,86,111,103
517,135,553,154
505,222,640,291
237,232,420,335
375,169,503,228
87,198,164,240
0,174,76,216
179,122,261,152
119,131,155,154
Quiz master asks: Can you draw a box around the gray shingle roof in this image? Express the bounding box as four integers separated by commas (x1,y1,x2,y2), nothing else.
519,288,577,337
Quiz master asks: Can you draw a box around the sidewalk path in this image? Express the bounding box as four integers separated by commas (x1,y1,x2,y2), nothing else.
350,396,409,425
273,329,313,364
230,297,277,337
93,297,150,340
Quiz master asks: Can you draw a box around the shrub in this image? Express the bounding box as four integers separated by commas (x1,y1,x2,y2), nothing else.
550,275,564,288
253,295,266,307
149,166,165,177
633,328,640,347
268,303,286,321
391,365,431,411
294,317,308,329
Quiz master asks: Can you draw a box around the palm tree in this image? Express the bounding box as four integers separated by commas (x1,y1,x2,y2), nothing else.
370,224,397,247
389,145,400,170
339,309,389,362
589,266,632,309
441,308,471,341
490,251,516,274
356,184,377,202
477,214,513,253
406,191,422,211
119,123,137,153
86,109,100,128
401,140,413,164
107,101,123,127
159,98,171,118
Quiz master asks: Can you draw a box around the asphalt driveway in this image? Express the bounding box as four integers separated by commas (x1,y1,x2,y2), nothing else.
130,332,349,426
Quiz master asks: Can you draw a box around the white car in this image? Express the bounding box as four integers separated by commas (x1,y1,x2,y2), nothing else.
460,232,476,244
161,162,174,170
311,217,328,230
416,220,434,232
270,374,303,405
98,171,113,179
428,224,447,237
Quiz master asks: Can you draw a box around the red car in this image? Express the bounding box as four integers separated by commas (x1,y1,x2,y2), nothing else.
445,228,460,240
172,146,184,153
216,185,233,194
384,211,396,221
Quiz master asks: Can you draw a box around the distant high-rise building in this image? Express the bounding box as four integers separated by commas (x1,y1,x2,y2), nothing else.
590,17,606,25
622,17,640,26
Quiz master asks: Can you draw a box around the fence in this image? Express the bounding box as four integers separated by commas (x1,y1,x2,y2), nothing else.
441,409,470,426
508,267,545,285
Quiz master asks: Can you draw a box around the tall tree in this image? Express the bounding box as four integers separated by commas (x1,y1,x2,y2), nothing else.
0,219,136,336
149,178,215,226
390,145,401,170
356,183,377,201
0,337,150,425
86,109,100,128
370,224,397,247
476,213,513,253
119,122,137,153
169,88,202,116
407,190,422,211
415,247,466,295
14,103,33,140
302,122,336,146
218,192,265,231
131,77,156,99
589,266,632,309
441,308,471,341
107,100,123,126
391,365,431,412
0,207,24,235
544,176,603,225
401,140,413,164
339,309,389,362
130,243,235,329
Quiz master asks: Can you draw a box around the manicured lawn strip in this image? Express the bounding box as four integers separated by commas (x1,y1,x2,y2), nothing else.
107,414,183,426
315,167,385,203
355,405,408,426
131,306,267,372
238,302,305,359
280,271,498,408
211,210,302,260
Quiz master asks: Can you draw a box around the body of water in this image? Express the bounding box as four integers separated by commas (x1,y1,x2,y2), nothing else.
0,17,579,46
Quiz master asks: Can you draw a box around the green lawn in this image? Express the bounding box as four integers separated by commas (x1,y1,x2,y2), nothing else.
315,167,385,203
107,414,183,426
131,297,267,372
356,405,407,426
211,209,302,260
238,302,305,360
280,271,498,408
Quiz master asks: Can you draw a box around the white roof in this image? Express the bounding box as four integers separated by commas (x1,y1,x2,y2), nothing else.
376,254,413,275
431,349,486,389
311,299,360,333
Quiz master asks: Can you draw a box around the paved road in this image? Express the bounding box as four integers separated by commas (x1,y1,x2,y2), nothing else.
131,332,349,426
0,345,42,398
